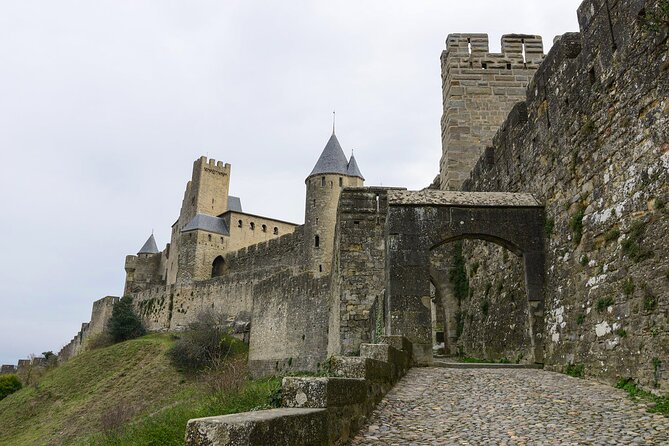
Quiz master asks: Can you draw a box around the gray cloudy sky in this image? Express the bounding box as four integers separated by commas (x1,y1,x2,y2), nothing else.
0,0,582,364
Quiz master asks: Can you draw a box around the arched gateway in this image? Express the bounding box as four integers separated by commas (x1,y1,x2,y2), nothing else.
384,190,546,365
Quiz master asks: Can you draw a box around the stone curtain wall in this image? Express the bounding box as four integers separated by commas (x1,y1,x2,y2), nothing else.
328,188,397,358
439,34,544,190
58,296,119,361
248,272,330,378
458,0,669,390
133,227,307,331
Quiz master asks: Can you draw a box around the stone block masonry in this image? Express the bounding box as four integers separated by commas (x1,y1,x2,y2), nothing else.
440,33,544,191
457,0,669,391
185,337,413,446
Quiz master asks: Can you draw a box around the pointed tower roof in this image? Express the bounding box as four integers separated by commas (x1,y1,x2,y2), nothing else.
308,133,350,178
137,234,159,255
346,154,364,180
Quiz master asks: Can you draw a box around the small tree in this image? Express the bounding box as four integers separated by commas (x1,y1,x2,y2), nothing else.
109,296,145,343
0,375,22,400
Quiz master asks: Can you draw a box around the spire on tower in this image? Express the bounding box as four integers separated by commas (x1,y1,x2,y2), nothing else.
332,110,336,135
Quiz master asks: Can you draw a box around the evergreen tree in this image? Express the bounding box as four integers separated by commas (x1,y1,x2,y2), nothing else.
109,297,145,343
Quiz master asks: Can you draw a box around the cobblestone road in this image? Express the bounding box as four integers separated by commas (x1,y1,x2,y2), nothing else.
350,368,668,446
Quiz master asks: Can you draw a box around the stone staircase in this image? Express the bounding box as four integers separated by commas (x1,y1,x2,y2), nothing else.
185,336,412,446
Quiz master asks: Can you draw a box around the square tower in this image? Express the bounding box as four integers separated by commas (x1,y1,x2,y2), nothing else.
439,34,544,190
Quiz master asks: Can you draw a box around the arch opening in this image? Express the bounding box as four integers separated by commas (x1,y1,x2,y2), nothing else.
211,256,226,278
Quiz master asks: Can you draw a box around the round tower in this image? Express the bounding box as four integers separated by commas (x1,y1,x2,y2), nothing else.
304,132,364,276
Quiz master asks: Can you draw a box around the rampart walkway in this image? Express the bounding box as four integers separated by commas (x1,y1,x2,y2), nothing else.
350,367,668,445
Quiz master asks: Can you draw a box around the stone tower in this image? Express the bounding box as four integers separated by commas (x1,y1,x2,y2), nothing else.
305,132,364,276
166,157,232,284
439,34,544,190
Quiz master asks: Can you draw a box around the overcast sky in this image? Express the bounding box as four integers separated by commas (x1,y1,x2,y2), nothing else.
0,0,582,365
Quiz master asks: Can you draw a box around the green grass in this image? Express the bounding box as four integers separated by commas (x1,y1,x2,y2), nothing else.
565,363,585,378
616,378,669,417
0,333,279,446
84,377,281,446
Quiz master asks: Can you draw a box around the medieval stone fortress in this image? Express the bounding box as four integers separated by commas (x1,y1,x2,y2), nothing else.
2,0,668,444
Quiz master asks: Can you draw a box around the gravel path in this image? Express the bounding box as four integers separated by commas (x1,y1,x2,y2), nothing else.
350,368,668,446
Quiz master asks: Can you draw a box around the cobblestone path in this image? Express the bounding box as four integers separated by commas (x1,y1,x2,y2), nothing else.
350,368,668,445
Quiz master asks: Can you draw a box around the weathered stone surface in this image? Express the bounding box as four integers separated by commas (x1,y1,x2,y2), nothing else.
185,408,327,446
446,0,669,390
387,190,541,207
330,356,392,382
281,377,367,408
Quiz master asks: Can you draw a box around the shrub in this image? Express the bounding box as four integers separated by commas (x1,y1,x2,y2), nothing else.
544,218,555,237
565,363,585,378
623,278,635,296
596,297,614,312
604,228,621,242
0,374,22,400
569,204,585,245
449,242,469,303
168,310,248,373
109,297,146,343
622,220,654,263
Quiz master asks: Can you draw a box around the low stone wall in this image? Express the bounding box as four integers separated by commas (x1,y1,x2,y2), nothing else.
184,336,412,446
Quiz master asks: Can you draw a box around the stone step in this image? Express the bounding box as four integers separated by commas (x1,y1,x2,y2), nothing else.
282,377,368,408
432,359,543,369
185,408,327,446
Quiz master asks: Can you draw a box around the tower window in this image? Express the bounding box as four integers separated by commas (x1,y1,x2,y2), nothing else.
319,265,323,272
321,177,325,187
273,227,279,235
211,256,225,278
250,222,255,230
313,199,316,206
330,181,333,188
315,235,320,248
262,224,267,232
238,220,242,228
208,234,212,241
339,177,343,187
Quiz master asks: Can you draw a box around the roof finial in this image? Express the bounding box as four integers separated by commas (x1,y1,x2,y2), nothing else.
332,110,336,135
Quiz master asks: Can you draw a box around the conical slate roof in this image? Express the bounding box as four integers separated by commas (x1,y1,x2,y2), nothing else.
308,133,350,178
138,234,159,255
346,154,364,180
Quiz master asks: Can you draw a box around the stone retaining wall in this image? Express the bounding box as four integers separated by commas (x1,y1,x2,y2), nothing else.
185,336,412,446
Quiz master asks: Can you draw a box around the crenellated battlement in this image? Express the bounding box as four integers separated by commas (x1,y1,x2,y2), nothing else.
439,32,545,191
443,33,544,70
194,156,230,173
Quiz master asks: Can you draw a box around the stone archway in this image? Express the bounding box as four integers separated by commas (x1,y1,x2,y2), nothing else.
384,190,545,365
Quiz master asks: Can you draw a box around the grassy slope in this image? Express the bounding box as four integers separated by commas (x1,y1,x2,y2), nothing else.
0,334,194,446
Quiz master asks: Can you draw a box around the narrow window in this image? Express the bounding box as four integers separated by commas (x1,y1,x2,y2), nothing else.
319,265,323,272
339,177,343,187
237,220,242,228
521,39,527,64
321,177,325,187
330,181,333,188
313,199,316,206
262,224,267,232
273,227,279,235
220,237,224,243
208,234,212,241
250,222,255,230
315,235,320,248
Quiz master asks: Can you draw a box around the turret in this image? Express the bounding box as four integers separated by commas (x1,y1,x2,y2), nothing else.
304,132,364,276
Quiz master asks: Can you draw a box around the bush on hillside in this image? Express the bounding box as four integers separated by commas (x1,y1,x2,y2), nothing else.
109,296,146,343
168,310,248,373
0,374,22,400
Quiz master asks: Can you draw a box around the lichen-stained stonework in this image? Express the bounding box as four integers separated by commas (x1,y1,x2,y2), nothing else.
452,0,669,391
